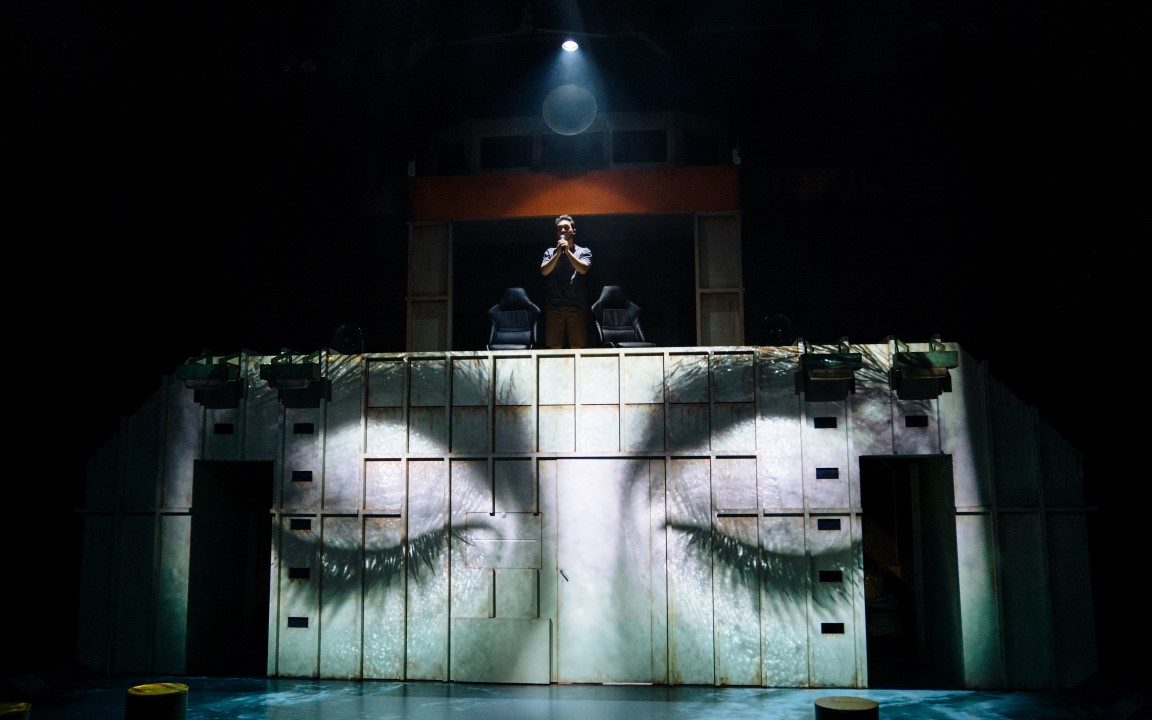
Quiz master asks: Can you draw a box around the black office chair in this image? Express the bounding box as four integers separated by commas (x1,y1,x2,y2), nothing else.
486,287,542,350
590,285,656,348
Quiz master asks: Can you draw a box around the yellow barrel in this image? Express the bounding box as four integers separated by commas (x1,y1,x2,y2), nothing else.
0,701,32,720
125,682,189,720
814,695,880,719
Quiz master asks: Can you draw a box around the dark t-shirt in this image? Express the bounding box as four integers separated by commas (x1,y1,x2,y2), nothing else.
542,243,592,307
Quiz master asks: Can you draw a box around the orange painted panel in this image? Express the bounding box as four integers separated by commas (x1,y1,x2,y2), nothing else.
409,166,740,221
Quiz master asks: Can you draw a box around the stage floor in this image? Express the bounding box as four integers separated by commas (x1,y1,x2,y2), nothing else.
6,675,1137,720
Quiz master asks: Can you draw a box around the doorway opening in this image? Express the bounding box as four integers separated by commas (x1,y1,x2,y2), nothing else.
186,460,274,675
860,455,963,689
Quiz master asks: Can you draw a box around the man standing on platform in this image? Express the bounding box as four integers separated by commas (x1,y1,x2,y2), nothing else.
539,214,592,349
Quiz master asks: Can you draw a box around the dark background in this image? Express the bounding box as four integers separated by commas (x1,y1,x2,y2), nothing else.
4,0,1147,696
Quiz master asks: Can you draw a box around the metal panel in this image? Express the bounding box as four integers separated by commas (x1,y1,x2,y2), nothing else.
623,354,664,404
495,406,536,452
699,293,743,347
243,357,282,464
451,459,495,619
406,459,450,680
463,512,541,568
495,458,535,512
998,513,1054,688
667,404,709,453
496,568,539,618
123,390,163,509
408,407,448,454
114,514,155,674
204,406,241,461
955,512,1006,688
712,352,754,402
76,514,116,673
712,403,755,452
624,404,664,451
801,401,851,509
539,356,575,405
451,406,490,453
494,356,535,405
989,381,1041,508
941,350,994,509
1047,513,1096,688
450,617,551,684
408,301,449,351
557,459,655,683
365,459,403,513
711,461,760,687
162,379,201,508
320,516,363,678
757,349,804,510
283,408,321,511
277,515,320,677
410,359,447,406
323,354,364,511
894,398,940,456
452,357,490,405
760,515,810,686
578,404,619,452
847,344,894,462
538,406,575,452
806,514,859,687
667,457,714,684
647,459,670,684
366,408,406,455
538,459,560,681
367,359,406,408
363,515,406,679
154,513,191,673
668,353,709,403
579,355,619,404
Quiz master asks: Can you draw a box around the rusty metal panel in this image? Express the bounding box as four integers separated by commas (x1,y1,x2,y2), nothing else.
451,406,490,453
578,404,619,452
801,401,850,510
623,403,664,451
623,353,664,404
320,515,362,678
757,348,803,510
806,514,860,687
579,355,619,404
365,459,403,513
367,358,406,408
667,403,709,453
760,514,810,686
406,459,450,680
322,354,364,511
162,378,201,508
998,513,1053,688
494,458,534,512
283,408,321,511
363,515,406,679
539,405,575,452
450,617,551,683
154,513,191,673
494,355,534,405
667,457,714,684
366,407,406,454
277,515,319,677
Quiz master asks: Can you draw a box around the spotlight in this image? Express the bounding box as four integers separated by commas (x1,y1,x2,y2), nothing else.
562,39,579,52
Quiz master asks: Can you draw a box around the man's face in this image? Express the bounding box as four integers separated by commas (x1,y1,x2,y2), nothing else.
557,220,575,242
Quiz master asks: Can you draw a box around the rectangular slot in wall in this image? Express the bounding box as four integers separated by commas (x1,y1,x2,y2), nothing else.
813,416,837,429
817,518,841,531
905,414,929,428
820,622,845,634
816,467,840,479
288,567,311,580
289,518,312,531
287,616,309,628
293,422,316,434
291,471,313,482
213,423,235,435
818,569,844,583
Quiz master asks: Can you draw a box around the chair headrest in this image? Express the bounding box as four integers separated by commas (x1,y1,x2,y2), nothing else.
498,287,537,310
595,285,630,308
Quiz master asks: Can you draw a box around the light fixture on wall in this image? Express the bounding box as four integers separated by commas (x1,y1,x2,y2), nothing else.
796,337,863,402
888,335,959,400
259,349,331,408
173,352,244,408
